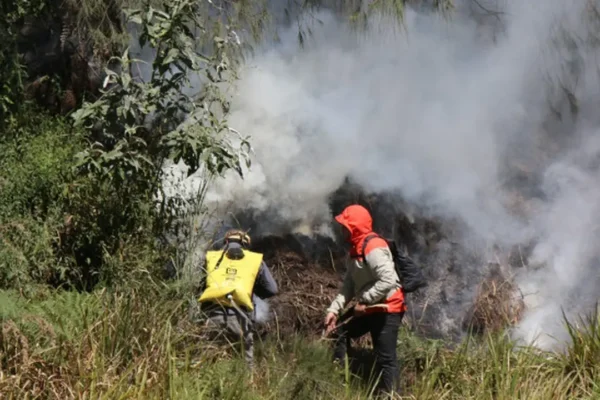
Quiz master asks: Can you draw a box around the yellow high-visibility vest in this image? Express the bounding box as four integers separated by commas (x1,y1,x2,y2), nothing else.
198,249,263,311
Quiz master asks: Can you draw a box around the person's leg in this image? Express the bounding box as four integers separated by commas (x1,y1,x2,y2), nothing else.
221,312,255,370
205,313,228,341
241,316,254,369
370,312,404,396
205,310,254,370
332,314,375,364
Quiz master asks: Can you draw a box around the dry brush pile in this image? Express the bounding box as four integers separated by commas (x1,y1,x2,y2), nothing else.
464,263,526,334
249,207,529,343
253,235,344,338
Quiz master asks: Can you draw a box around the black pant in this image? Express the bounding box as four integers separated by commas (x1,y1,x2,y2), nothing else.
332,312,404,395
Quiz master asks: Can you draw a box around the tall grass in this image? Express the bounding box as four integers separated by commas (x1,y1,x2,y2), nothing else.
0,285,372,399
1,286,600,399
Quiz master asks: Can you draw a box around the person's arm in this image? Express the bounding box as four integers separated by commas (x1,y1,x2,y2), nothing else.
358,247,397,304
253,261,279,299
326,269,355,316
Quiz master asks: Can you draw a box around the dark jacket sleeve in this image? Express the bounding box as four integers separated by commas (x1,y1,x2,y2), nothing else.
253,261,279,299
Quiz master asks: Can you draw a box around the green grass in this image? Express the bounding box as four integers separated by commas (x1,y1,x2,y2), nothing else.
1,286,600,399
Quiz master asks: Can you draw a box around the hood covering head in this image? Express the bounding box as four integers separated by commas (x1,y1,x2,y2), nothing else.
335,204,374,256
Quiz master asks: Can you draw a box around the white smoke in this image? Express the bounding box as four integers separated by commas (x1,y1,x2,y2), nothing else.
170,0,600,349
203,1,556,242
512,139,600,348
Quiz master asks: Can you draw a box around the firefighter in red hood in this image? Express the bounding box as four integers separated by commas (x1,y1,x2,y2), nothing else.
325,204,406,396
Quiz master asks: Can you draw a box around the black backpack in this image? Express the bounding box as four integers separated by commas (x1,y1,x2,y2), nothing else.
361,234,427,293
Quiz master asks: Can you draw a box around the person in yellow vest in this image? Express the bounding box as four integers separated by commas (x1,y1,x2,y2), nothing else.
198,229,278,368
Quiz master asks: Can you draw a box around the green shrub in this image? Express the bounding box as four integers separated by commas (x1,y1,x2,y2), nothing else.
0,110,82,219
0,110,83,289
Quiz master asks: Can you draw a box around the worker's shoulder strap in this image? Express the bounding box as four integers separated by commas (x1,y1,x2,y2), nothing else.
206,247,230,271
360,233,383,260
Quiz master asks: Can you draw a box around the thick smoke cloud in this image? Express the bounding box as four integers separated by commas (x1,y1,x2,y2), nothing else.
173,0,600,349
204,2,552,241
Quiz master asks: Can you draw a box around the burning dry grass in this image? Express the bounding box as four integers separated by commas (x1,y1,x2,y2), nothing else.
465,263,526,334
255,236,379,352
260,242,342,338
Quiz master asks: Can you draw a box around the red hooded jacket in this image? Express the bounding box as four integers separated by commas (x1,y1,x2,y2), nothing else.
334,205,406,314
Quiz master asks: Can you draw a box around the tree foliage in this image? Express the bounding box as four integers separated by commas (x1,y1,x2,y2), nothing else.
0,0,48,126
0,0,253,291
50,0,250,288
72,0,250,188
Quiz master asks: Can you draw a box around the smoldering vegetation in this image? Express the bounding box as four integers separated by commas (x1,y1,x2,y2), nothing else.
169,0,600,350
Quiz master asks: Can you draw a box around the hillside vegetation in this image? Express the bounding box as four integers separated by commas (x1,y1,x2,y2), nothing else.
2,0,600,399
